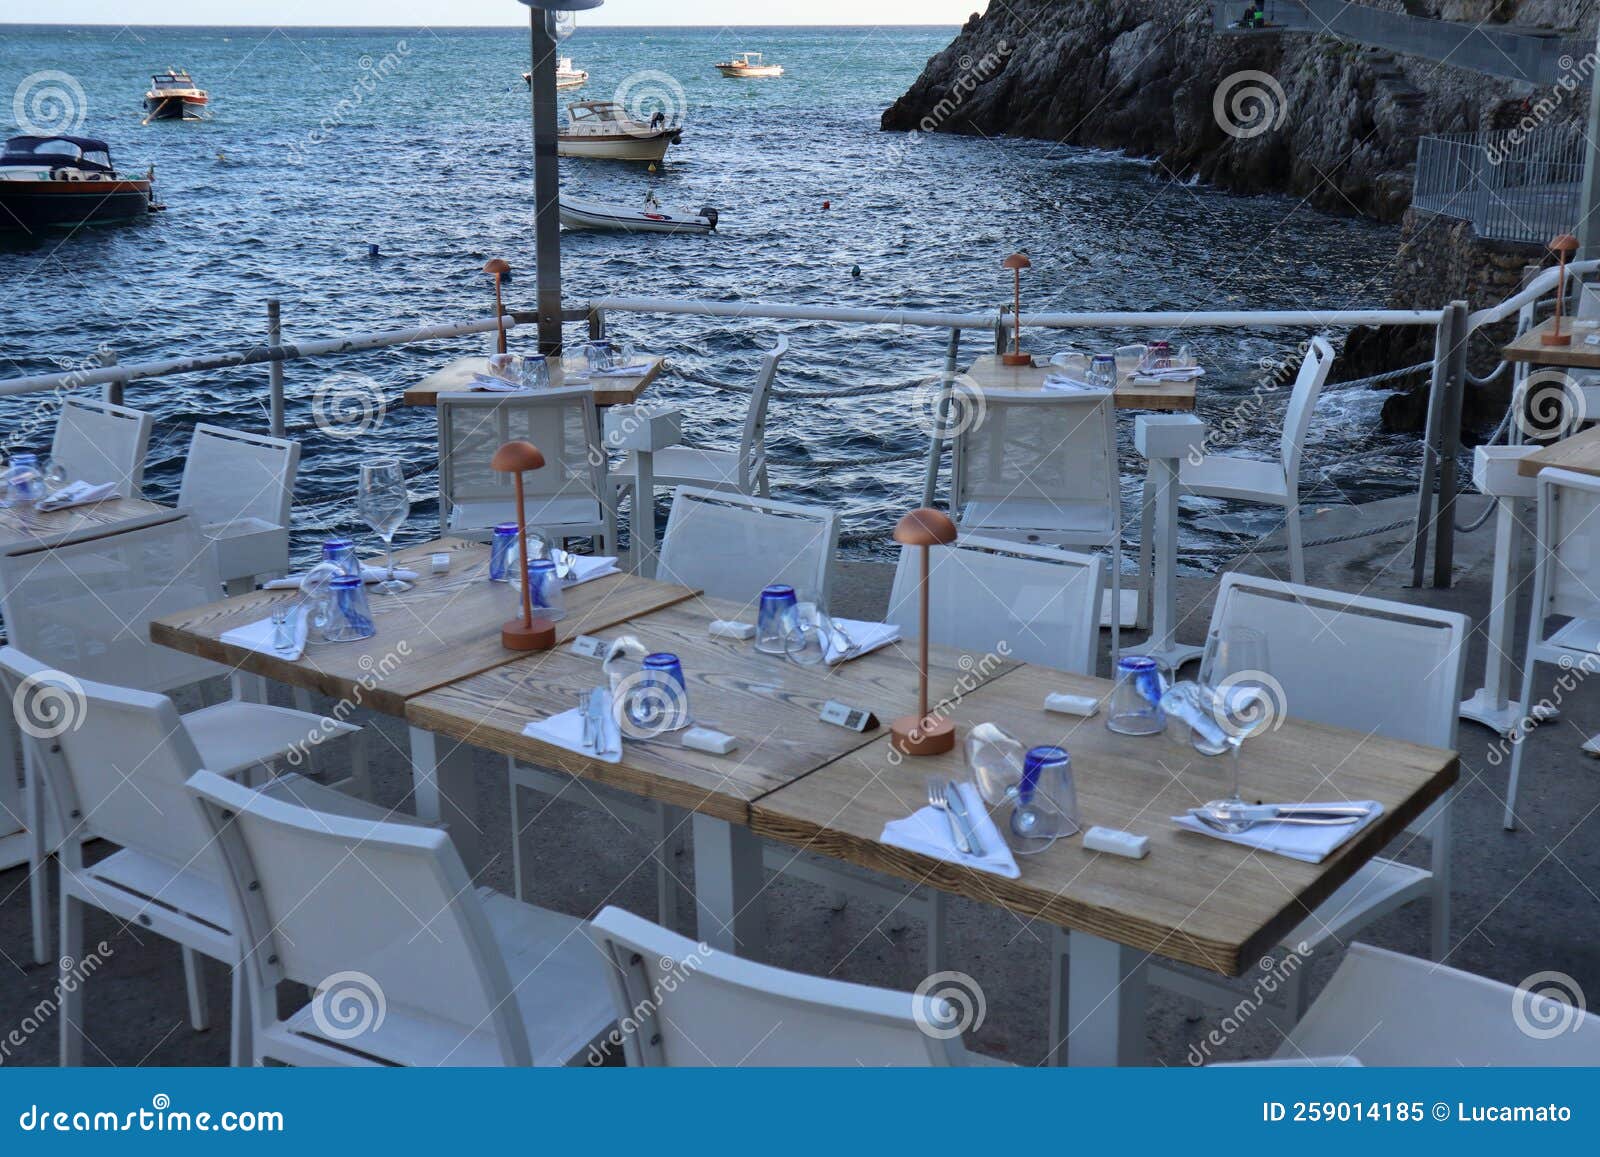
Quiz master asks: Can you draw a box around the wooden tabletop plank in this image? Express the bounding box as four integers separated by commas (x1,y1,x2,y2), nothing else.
1516,424,1600,478
150,537,698,716
402,354,666,408
1501,318,1600,369
406,595,1021,823
966,353,1197,412
750,667,1458,977
0,496,169,554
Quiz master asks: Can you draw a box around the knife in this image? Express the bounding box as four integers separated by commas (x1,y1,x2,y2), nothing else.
944,780,984,857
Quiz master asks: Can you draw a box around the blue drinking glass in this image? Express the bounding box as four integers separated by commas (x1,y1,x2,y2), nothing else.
324,575,376,643
1013,745,1080,847
525,558,566,621
625,651,691,733
756,584,797,654
1106,656,1168,736
489,522,519,582
320,538,360,577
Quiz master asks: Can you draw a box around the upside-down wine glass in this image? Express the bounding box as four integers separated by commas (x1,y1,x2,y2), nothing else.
1200,626,1273,815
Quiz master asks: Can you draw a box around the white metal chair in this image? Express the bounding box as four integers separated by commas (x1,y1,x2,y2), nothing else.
1114,575,1466,1043
49,395,154,498
1232,942,1600,1066
1504,467,1600,830
1178,336,1335,584
616,336,786,498
0,511,363,967
178,423,300,593
950,388,1125,652
0,652,382,1066
507,486,841,928
188,768,616,1066
590,906,994,1065
437,388,616,552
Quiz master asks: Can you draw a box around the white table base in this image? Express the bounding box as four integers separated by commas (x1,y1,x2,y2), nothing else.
1048,927,1150,1066
1122,450,1203,671
408,725,482,873
692,812,765,956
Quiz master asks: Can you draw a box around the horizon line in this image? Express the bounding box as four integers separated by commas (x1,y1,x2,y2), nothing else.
1,20,965,28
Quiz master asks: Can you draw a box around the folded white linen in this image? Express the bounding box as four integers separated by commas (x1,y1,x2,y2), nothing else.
561,555,619,587
468,374,528,392
263,565,421,590
522,692,622,764
1041,375,1111,395
880,782,1020,878
221,604,309,661
36,481,118,512
1170,801,1384,863
825,617,901,664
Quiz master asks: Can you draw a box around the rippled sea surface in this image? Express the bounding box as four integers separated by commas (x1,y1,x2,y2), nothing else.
0,24,1411,562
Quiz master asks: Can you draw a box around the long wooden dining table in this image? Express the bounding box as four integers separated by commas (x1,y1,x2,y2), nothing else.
150,567,1458,1066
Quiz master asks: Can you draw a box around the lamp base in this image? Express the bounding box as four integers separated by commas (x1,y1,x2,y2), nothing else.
1001,352,1033,367
889,714,955,756
1542,329,1573,347
502,619,556,652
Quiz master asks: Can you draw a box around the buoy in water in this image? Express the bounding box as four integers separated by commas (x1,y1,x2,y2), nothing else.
822,200,830,210
850,264,861,278
367,243,380,259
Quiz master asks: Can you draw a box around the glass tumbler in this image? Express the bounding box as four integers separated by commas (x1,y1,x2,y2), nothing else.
323,575,376,643
519,353,551,390
1106,656,1168,736
1087,354,1118,389
525,558,566,622
756,584,798,654
320,538,361,578
621,652,691,734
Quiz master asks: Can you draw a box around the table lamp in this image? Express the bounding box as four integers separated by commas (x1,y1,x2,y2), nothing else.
1543,234,1580,347
890,507,959,756
491,440,555,651
484,258,512,355
1002,252,1033,367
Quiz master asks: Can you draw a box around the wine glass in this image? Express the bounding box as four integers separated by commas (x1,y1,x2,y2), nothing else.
356,458,412,593
1199,627,1273,815
42,458,68,492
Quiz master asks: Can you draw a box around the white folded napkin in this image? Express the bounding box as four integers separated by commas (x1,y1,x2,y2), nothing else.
37,481,118,512
588,362,653,378
881,782,1020,878
1041,375,1113,395
1171,801,1384,863
1133,366,1205,381
561,555,619,587
221,604,309,661
825,617,901,664
522,692,622,764
468,374,528,393
263,565,421,590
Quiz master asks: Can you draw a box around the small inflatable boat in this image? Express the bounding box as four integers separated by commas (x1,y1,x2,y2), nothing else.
559,192,718,235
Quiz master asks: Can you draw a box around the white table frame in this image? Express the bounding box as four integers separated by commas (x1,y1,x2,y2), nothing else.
1123,416,1207,671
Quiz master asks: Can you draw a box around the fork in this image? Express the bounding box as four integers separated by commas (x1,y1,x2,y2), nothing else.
927,778,970,855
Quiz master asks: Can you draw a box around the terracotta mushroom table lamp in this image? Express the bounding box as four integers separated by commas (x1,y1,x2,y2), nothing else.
1002,252,1033,367
491,439,555,652
890,507,959,756
484,257,512,355
1543,234,1580,347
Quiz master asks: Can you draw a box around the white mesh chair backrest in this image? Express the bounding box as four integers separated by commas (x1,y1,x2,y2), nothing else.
1278,336,1336,482
0,509,227,693
1201,574,1465,752
590,906,964,1066
1287,942,1600,1066
50,396,155,498
187,769,531,1065
735,336,787,491
656,486,839,605
951,390,1117,517
1536,468,1600,624
178,424,299,532
886,534,1102,675
0,648,214,873
437,388,604,528
1578,283,1600,321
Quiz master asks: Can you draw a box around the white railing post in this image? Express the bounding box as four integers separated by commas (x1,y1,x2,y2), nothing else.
98,349,120,406
267,298,285,438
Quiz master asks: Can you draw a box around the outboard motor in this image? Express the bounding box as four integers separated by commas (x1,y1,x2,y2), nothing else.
698,206,719,230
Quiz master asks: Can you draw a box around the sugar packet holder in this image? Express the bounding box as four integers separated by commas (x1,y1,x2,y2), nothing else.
1045,691,1100,717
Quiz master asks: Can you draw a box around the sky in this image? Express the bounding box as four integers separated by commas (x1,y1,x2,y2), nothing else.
10,1,978,26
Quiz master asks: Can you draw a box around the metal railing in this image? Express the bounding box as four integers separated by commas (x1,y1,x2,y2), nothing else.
1414,127,1587,244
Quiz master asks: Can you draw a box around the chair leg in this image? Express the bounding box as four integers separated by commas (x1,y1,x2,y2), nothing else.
25,747,51,964
30,853,50,966
1109,540,1123,660
229,963,252,1067
182,948,211,1032
508,769,527,902
1046,926,1070,1065
1280,962,1311,1025
926,889,947,975
59,891,84,1066
652,804,687,932
1428,793,1452,961
1285,504,1305,585
345,729,372,799
1504,658,1540,830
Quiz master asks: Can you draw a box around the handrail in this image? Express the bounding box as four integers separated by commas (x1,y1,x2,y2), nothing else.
1467,259,1600,332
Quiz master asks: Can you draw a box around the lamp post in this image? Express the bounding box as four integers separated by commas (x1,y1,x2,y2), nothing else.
889,507,959,756
484,257,511,354
518,0,602,356
1001,252,1032,366
1543,233,1580,347
492,440,556,652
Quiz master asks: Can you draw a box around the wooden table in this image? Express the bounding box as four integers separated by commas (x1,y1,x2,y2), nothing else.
151,536,697,863
1501,318,1600,369
402,354,666,409
1517,423,1600,478
965,354,1197,411
0,495,168,554
750,666,1458,1064
407,594,1021,951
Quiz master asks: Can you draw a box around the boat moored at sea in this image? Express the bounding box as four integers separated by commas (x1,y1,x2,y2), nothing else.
521,57,589,90
0,135,156,231
714,52,783,78
557,100,681,162
142,68,208,121
559,190,717,234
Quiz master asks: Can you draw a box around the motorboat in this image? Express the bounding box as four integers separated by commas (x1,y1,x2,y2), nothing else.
142,68,208,121
714,52,783,78
0,135,156,231
560,191,716,235
557,101,680,163
522,57,589,90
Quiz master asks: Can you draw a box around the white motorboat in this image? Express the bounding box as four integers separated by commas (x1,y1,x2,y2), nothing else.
714,52,783,78
522,57,588,90
557,101,680,162
560,191,717,235
142,68,208,121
